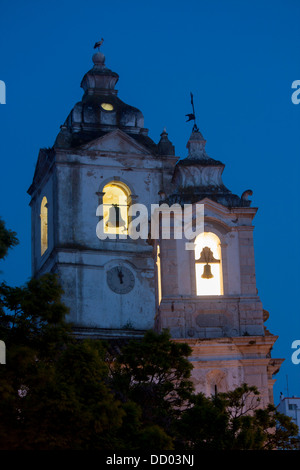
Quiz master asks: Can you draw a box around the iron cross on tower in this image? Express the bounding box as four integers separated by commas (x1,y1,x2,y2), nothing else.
186,92,199,132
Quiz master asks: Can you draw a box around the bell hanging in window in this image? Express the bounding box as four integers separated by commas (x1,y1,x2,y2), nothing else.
197,246,220,280
106,204,126,228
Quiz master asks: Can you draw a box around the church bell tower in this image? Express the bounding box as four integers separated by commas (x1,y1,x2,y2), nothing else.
28,44,282,404
154,123,283,405
27,44,177,338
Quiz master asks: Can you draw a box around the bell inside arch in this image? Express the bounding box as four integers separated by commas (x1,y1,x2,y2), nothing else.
106,204,126,228
201,263,214,279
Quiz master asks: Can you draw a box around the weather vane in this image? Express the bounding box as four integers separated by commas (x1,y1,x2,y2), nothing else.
94,38,104,50
186,92,199,132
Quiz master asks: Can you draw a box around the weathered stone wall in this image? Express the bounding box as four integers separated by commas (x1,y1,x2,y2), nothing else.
30,130,177,332
156,296,265,339
175,337,281,407
238,228,257,295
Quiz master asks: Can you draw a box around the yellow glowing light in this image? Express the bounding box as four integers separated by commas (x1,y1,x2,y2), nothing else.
40,196,48,256
103,183,129,234
195,232,223,296
101,103,114,111
156,245,162,305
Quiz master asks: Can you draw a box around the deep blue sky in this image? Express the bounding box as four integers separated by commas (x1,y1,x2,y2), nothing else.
0,0,299,402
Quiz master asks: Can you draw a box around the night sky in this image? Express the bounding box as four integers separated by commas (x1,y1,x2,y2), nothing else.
0,0,299,402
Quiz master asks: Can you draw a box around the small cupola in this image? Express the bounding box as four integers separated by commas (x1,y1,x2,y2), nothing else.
80,46,119,97
167,126,250,208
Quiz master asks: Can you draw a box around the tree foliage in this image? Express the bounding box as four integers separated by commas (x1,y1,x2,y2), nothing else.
109,330,194,427
0,219,298,450
0,218,18,260
107,329,194,450
177,384,299,450
0,274,71,352
0,274,126,449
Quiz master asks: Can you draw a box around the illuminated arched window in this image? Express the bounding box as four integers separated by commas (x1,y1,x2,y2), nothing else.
103,182,130,235
40,196,48,256
195,232,223,295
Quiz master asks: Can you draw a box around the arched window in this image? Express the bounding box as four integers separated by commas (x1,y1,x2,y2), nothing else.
195,232,223,295
40,196,48,256
103,182,130,235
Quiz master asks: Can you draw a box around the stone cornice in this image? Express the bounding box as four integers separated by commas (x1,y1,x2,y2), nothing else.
175,335,278,360
173,336,284,378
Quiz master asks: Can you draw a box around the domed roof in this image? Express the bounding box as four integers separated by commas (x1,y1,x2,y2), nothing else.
54,45,156,152
166,128,251,208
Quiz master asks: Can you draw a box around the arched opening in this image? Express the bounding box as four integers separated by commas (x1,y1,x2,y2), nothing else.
40,196,48,256
103,182,130,235
205,370,227,396
195,232,223,295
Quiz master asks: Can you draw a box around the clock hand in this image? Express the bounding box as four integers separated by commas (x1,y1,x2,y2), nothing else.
117,267,124,284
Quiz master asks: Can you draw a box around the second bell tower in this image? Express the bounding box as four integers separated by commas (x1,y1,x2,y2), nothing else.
154,127,283,406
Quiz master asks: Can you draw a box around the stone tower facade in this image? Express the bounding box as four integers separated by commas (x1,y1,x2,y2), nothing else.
28,46,282,404
153,128,283,406
28,47,177,338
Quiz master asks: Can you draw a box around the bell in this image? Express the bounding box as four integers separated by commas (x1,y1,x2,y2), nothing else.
106,205,126,228
201,263,213,279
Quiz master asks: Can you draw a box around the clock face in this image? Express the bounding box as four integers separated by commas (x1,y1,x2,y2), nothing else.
107,266,135,294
